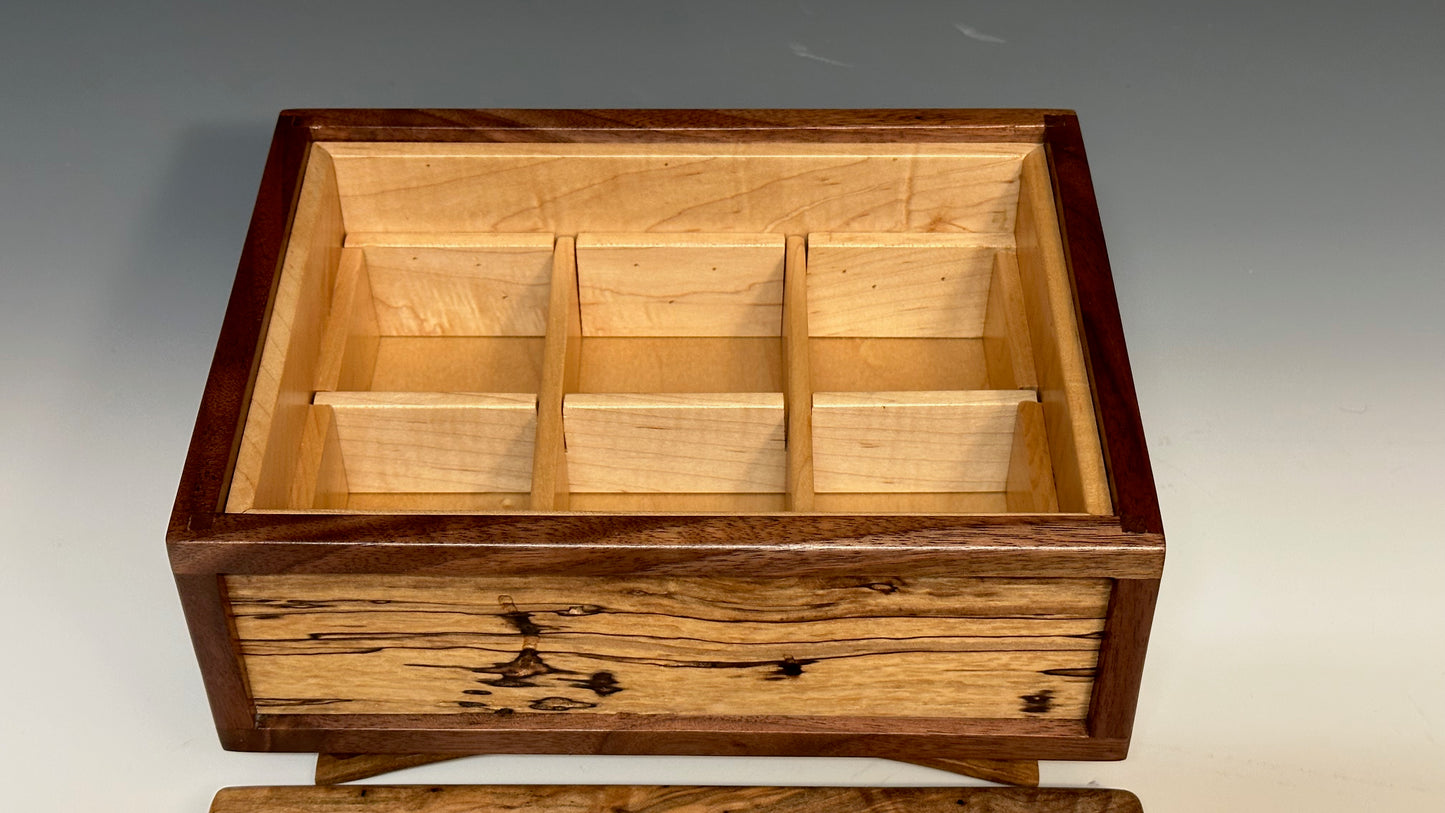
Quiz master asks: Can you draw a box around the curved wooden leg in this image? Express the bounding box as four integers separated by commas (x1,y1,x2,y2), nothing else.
317,752,1040,788
893,756,1039,787
315,753,466,785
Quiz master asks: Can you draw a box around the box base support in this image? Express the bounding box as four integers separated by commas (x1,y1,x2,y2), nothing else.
314,752,1040,787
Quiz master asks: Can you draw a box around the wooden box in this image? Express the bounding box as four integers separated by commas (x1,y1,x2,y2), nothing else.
169,110,1163,769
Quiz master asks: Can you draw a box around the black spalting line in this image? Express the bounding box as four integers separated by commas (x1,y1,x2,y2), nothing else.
1019,689,1055,714
529,696,598,711
763,655,817,680
1043,667,1096,679
564,671,623,696
253,697,349,708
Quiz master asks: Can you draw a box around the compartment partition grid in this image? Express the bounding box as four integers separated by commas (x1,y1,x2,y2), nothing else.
171,111,1163,784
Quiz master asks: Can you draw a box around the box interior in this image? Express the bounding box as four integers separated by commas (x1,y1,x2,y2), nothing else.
226,142,1111,515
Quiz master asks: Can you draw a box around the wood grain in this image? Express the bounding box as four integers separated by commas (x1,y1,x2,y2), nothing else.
312,753,1040,786
314,392,537,494
289,406,347,510
812,390,1036,493
360,238,553,337
578,337,782,393
564,393,786,494
1006,402,1060,512
367,337,545,393
314,753,458,785
172,110,1162,761
288,108,1062,143
1014,148,1110,514
983,251,1038,390
1042,113,1162,535
575,234,784,337
782,235,815,510
212,784,1142,813
530,237,581,510
810,337,990,392
313,248,378,393
806,233,1010,338
321,142,1031,236
227,145,343,511
229,574,1107,719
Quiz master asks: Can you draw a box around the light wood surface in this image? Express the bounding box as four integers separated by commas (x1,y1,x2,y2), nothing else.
530,237,581,510
212,784,1142,813
360,238,553,337
564,393,786,494
313,248,378,392
320,142,1032,235
224,140,1111,518
289,406,348,510
983,251,1038,390
782,235,815,510
575,234,784,337
228,147,344,511
1015,148,1111,514
811,491,1009,513
812,390,1036,493
229,574,1107,718
314,392,537,494
577,337,782,393
806,233,1009,338
367,337,544,393
345,232,556,249
342,492,531,512
1006,401,1061,512
810,337,990,392
567,492,788,512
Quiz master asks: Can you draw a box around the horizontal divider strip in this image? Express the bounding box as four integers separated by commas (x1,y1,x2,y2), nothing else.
343,232,556,248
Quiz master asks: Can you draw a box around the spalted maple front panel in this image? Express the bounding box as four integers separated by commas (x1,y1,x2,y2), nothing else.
227,575,1109,719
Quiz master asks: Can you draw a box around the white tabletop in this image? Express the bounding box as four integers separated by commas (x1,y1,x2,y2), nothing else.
2,3,1442,810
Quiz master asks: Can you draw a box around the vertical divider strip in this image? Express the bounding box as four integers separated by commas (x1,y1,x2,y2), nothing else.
531,236,581,510
313,247,378,393
782,235,816,511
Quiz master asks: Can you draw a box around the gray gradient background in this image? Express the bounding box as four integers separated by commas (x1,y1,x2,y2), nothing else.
2,3,1442,810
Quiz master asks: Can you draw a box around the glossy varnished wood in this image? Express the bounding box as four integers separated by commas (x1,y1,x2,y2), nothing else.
313,753,1040,787
227,575,1107,719
170,109,1162,762
212,784,1141,812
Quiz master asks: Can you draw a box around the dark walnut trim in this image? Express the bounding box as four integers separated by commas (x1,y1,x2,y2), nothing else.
174,574,254,738
170,114,314,529
170,513,1163,578
314,753,1041,787
287,108,1059,143
210,784,1144,813
168,109,1161,761
1042,113,1163,536
234,714,1126,761
1087,578,1162,745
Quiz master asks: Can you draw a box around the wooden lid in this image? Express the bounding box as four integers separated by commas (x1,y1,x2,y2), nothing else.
211,785,1142,812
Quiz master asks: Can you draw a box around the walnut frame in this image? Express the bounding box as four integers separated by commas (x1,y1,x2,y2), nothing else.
168,109,1162,762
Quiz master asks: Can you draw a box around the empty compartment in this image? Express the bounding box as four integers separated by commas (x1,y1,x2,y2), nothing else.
811,391,1057,513
563,393,787,512
574,234,786,393
305,392,537,511
806,234,1036,392
318,234,555,393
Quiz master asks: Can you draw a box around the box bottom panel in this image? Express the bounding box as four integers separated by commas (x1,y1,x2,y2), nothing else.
227,575,1108,720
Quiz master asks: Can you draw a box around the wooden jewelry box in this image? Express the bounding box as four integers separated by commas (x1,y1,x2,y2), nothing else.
168,109,1163,773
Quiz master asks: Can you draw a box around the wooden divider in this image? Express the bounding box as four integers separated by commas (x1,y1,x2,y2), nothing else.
782,235,815,511
229,146,1101,516
530,237,580,510
1015,149,1111,514
812,390,1037,494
